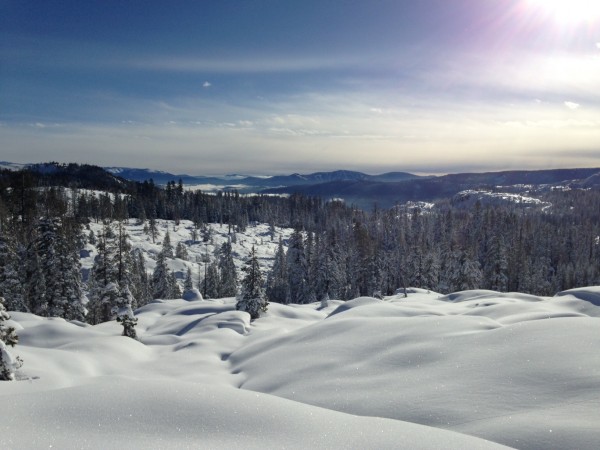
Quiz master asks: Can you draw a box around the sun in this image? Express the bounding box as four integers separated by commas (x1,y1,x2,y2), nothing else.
526,0,600,24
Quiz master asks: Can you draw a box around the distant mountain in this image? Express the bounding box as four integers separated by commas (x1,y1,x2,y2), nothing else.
3,162,599,209
0,162,133,192
0,161,28,171
102,167,423,190
104,167,230,186
263,167,600,208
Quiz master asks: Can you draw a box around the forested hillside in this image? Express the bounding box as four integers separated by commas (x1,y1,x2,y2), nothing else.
1,163,599,326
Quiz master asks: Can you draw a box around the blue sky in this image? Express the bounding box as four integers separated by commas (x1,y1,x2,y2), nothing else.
1,0,599,175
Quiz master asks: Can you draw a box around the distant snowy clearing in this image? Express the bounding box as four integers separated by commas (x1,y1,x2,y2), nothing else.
3,287,600,449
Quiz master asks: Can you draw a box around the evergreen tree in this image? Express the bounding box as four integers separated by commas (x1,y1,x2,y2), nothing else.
449,250,482,292
87,222,120,323
485,234,509,292
130,248,151,307
23,237,45,314
286,228,311,303
152,251,171,299
175,241,189,260
184,267,194,291
218,240,238,297
0,297,23,380
421,249,441,292
161,231,174,258
236,246,267,320
266,237,289,303
114,286,138,339
0,233,26,312
169,271,182,299
26,218,86,320
202,260,221,299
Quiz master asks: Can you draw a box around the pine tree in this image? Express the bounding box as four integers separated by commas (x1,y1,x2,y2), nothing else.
130,248,150,307
422,249,441,292
87,222,121,323
0,233,26,312
449,250,482,292
175,241,189,260
202,260,220,299
161,231,174,258
26,218,86,320
0,297,23,381
266,237,289,304
23,237,45,314
286,228,311,303
485,234,509,292
236,246,267,320
169,272,182,298
184,267,194,291
152,251,171,299
114,286,138,339
218,240,238,297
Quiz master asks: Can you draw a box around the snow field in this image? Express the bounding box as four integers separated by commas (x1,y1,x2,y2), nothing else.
81,220,293,290
1,220,599,449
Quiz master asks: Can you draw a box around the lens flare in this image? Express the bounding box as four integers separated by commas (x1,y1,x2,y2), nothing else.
526,0,600,24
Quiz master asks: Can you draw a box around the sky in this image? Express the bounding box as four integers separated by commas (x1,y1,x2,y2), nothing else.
1,0,599,175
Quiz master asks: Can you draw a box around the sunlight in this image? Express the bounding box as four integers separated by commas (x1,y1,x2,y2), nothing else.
526,0,600,24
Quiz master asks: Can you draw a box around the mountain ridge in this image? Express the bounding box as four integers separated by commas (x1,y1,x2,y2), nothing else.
2,161,599,209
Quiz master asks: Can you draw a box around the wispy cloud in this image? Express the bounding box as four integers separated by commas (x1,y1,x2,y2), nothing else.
564,101,580,110
124,54,362,74
203,81,212,88
3,90,600,175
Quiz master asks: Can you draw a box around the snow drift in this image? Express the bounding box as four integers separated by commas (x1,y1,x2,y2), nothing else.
2,287,600,449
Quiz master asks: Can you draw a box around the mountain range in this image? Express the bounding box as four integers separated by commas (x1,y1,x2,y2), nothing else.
105,165,600,208
2,161,599,209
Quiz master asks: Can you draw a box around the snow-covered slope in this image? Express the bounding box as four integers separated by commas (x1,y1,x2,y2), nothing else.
451,190,549,208
2,287,600,448
81,220,293,287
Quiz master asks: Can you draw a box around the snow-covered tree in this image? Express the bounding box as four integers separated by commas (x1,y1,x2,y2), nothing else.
130,248,150,307
448,250,482,292
161,231,174,258
175,241,189,260
266,237,288,304
201,260,220,299
0,297,23,381
0,233,26,312
286,228,311,303
23,238,45,314
88,221,138,323
218,240,238,297
25,218,85,320
236,246,267,320
184,267,194,291
169,272,182,299
113,286,138,340
152,250,171,299
485,234,509,292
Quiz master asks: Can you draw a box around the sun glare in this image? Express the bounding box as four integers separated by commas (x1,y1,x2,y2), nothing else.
527,0,600,24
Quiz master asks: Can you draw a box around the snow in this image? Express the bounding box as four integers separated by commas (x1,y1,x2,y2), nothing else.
81,220,293,286
2,286,600,448
452,190,550,208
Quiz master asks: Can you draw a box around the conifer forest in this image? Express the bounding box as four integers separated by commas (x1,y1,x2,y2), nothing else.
1,164,598,326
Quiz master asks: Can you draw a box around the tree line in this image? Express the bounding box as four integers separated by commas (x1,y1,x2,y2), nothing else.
0,164,599,319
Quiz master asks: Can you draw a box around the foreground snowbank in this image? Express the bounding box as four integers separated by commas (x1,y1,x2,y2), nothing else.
1,378,509,449
2,287,600,449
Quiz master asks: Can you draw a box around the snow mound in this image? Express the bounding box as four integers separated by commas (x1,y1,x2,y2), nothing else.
0,378,509,450
4,289,600,449
182,288,203,301
555,286,600,307
326,296,383,317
